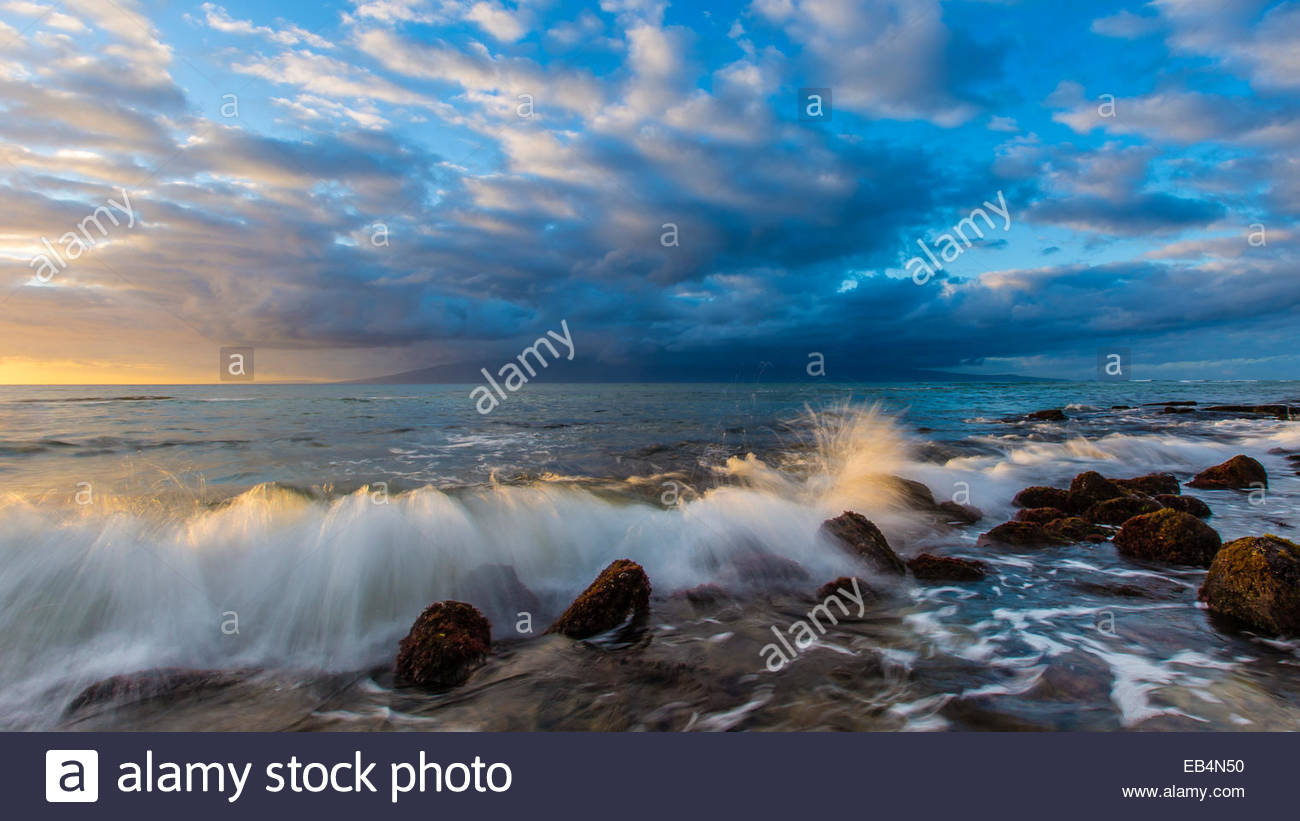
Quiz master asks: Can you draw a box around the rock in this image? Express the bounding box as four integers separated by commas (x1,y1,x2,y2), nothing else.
732,551,811,588
66,668,247,714
978,521,1069,548
907,554,988,581
1084,495,1163,525
1144,400,1196,407
1015,506,1069,524
1113,509,1222,566
674,583,730,605
1204,404,1299,420
1044,517,1110,543
821,511,905,575
889,476,936,510
1013,486,1070,509
1111,405,1133,410
395,601,491,689
1162,406,1195,414
1112,473,1181,496
1199,535,1300,634
1027,408,1067,422
935,500,982,525
1066,471,1127,513
1188,455,1268,490
1155,494,1212,518
547,559,652,639
815,576,877,602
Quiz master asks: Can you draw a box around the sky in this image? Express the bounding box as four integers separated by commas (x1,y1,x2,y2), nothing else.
0,0,1296,384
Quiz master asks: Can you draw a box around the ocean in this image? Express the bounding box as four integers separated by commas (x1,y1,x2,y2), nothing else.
2,381,1298,731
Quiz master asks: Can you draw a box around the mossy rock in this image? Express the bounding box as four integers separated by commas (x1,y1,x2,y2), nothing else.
1188,455,1268,490
821,511,905,574
1199,535,1300,634
1015,506,1068,524
978,520,1070,548
547,559,652,639
1084,494,1162,525
1112,473,1180,496
1113,509,1222,566
1066,471,1127,513
1155,494,1212,519
395,601,491,689
907,554,988,581
1044,516,1110,543
1012,486,1069,509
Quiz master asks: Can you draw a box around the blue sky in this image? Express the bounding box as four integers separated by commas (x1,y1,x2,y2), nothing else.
0,0,1296,382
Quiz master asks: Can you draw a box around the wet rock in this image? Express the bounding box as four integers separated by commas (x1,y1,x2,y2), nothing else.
674,583,730,605
66,668,248,714
1027,408,1067,422
907,554,988,581
1044,517,1110,543
1204,404,1299,420
815,576,877,602
1112,473,1181,496
1069,577,1186,601
821,511,905,575
1200,535,1300,634
1084,495,1163,525
1013,486,1070,509
889,476,936,510
935,500,983,525
1155,494,1212,518
1162,406,1196,414
395,601,491,689
1188,455,1268,490
978,521,1070,548
1111,405,1133,410
1015,506,1069,524
1066,471,1127,513
1113,509,1222,566
732,551,811,588
547,559,653,639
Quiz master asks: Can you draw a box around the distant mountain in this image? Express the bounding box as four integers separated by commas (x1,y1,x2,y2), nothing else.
343,362,1060,384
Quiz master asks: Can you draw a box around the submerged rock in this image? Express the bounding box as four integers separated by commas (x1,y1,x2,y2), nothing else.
1015,506,1068,524
1066,471,1127,513
1044,517,1110,543
675,583,730,605
1204,404,1299,420
1026,408,1067,421
1013,486,1070,509
1199,535,1300,635
1155,494,1212,518
1188,455,1268,490
395,601,491,689
1084,495,1162,525
821,511,905,575
978,521,1069,548
815,576,877,602
732,551,811,588
66,668,248,715
547,559,652,639
907,554,988,581
1112,473,1181,496
1113,509,1222,566
458,564,541,637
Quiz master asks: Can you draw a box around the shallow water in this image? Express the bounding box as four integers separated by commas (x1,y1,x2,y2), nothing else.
2,381,1299,731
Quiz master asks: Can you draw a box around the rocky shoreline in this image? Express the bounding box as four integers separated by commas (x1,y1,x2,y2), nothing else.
62,444,1300,724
